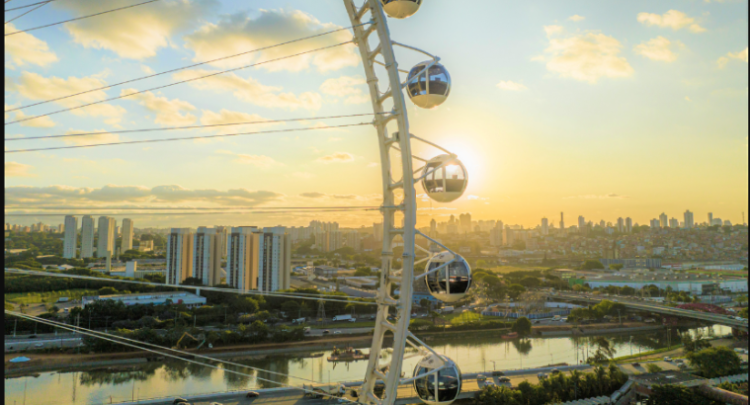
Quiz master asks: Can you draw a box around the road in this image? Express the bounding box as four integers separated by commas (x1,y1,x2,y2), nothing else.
551,292,749,332
5,336,83,352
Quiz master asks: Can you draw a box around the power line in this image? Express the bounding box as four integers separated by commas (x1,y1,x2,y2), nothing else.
5,0,56,12
4,311,365,404
5,0,162,36
4,122,371,153
5,205,380,211
4,41,353,126
5,0,47,24
4,112,384,142
4,208,381,216
4,23,367,113
4,269,378,305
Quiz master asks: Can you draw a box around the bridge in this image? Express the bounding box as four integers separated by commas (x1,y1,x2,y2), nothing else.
549,292,748,332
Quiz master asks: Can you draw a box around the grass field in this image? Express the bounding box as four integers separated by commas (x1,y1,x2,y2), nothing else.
5,289,98,305
486,265,550,274
685,269,748,277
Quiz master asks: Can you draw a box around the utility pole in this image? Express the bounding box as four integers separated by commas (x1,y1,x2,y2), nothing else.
618,309,621,325
193,315,196,328
105,316,111,333
13,318,17,337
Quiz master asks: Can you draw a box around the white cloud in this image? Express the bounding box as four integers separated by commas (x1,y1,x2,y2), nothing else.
496,80,528,91
633,36,679,62
173,69,322,111
58,0,215,59
141,65,155,75
5,162,35,177
316,152,355,163
121,89,196,126
539,27,634,84
200,109,278,133
10,72,126,124
4,104,56,128
637,10,706,33
569,15,586,22
544,25,564,37
215,150,278,168
717,47,748,68
292,172,316,179
183,9,359,73
62,129,120,145
320,76,368,104
565,193,628,199
4,23,58,69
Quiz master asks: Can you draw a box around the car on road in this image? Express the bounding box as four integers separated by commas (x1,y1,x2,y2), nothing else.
34,343,44,348
551,369,560,375
537,373,548,380
664,356,672,362
245,391,260,398
172,398,189,404
632,362,641,367
477,375,487,383
322,330,331,334
334,331,342,335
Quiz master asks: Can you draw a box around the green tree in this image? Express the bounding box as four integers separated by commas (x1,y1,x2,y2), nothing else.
646,364,663,373
588,337,615,364
646,384,722,405
582,260,605,270
98,286,118,295
476,385,523,405
687,346,741,378
519,276,541,288
511,317,532,336
609,264,624,271
681,331,711,353
508,284,526,299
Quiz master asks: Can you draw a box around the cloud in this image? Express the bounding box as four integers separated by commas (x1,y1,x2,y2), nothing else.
569,15,586,22
4,184,283,208
539,27,634,84
298,192,363,201
200,109,278,132
120,89,196,126
496,80,528,91
62,129,120,146
173,69,322,111
544,25,564,37
717,47,748,68
10,72,126,124
291,172,316,179
215,150,278,168
565,193,628,199
4,23,58,69
141,65,155,75
58,0,215,59
637,10,706,33
300,192,326,199
316,152,355,163
320,75,369,104
633,36,680,62
183,8,359,72
5,105,56,128
5,162,35,177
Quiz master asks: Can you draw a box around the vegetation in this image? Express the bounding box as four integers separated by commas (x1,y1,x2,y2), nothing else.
645,385,723,405
4,268,175,295
588,336,616,364
511,317,532,336
475,364,628,405
646,363,663,373
5,289,99,305
681,331,711,353
687,346,742,378
582,260,605,270
568,300,626,322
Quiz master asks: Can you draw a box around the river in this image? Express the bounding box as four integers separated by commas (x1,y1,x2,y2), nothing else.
4,325,731,405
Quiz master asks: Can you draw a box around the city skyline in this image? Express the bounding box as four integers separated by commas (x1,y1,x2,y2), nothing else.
4,0,748,228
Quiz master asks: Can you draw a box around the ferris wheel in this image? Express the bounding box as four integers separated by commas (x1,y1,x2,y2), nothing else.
343,1,472,404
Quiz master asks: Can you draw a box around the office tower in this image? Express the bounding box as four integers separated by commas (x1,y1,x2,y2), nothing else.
578,216,586,233
57,224,64,233
345,230,361,251
669,218,679,228
617,218,624,233
193,227,222,286
708,212,713,226
724,220,732,226
459,213,472,234
81,215,95,258
373,222,383,242
559,212,565,232
63,215,78,259
490,223,503,247
541,218,549,235
429,218,437,237
166,228,194,286
97,216,115,258
684,210,694,229
121,218,134,252
227,226,261,291
659,213,668,228
625,217,633,233
650,219,661,230
259,227,291,292
215,226,229,258
319,230,343,252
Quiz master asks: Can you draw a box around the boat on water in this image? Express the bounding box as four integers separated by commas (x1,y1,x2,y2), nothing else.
501,332,519,340
327,346,369,362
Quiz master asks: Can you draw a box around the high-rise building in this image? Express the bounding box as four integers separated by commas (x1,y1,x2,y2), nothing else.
215,226,229,258
81,215,95,258
723,220,732,226
193,227,222,286
659,213,668,228
121,218,134,252
345,230,361,251
490,223,503,247
541,218,549,235
616,218,624,233
227,227,261,291
316,230,343,252
684,210,694,229
166,228,195,286
669,218,680,228
650,219,661,230
63,215,78,259
459,213,472,234
429,219,437,237
373,222,383,242
259,227,291,292
560,213,565,232
708,212,713,226
97,216,115,258
578,216,586,233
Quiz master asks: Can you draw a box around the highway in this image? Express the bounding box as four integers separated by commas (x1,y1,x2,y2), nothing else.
5,336,83,352
550,292,748,332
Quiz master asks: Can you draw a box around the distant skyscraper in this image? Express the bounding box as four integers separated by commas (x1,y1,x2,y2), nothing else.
429,218,437,237
669,218,679,228
684,210,694,229
560,212,565,232
723,220,732,226
259,227,291,292
659,213,668,228
166,228,195,286
193,227,222,286
121,218,134,252
459,213,472,234
215,226,229,258
97,216,115,258
373,222,383,242
81,215,95,258
63,215,78,259
490,223,503,247
708,212,713,226
650,219,661,230
541,218,549,235
578,216,586,233
617,218,624,233
227,226,262,291
345,230,361,251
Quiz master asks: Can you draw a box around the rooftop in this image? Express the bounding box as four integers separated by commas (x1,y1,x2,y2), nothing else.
632,371,706,388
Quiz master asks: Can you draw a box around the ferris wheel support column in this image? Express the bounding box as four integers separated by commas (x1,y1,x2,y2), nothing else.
343,1,417,404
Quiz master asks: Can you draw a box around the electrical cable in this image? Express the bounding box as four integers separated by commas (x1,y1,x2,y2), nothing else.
4,122,371,153
5,0,55,12
3,205,380,211
4,23,368,113
3,208,382,216
5,41,353,126
4,269,378,304
5,311,367,404
5,0,47,24
4,112,386,142
5,0,162,36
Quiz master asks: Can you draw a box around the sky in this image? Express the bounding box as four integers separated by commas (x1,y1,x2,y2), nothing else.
4,0,748,229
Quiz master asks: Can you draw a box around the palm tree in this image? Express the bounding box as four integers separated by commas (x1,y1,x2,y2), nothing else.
589,336,615,363
569,370,582,400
